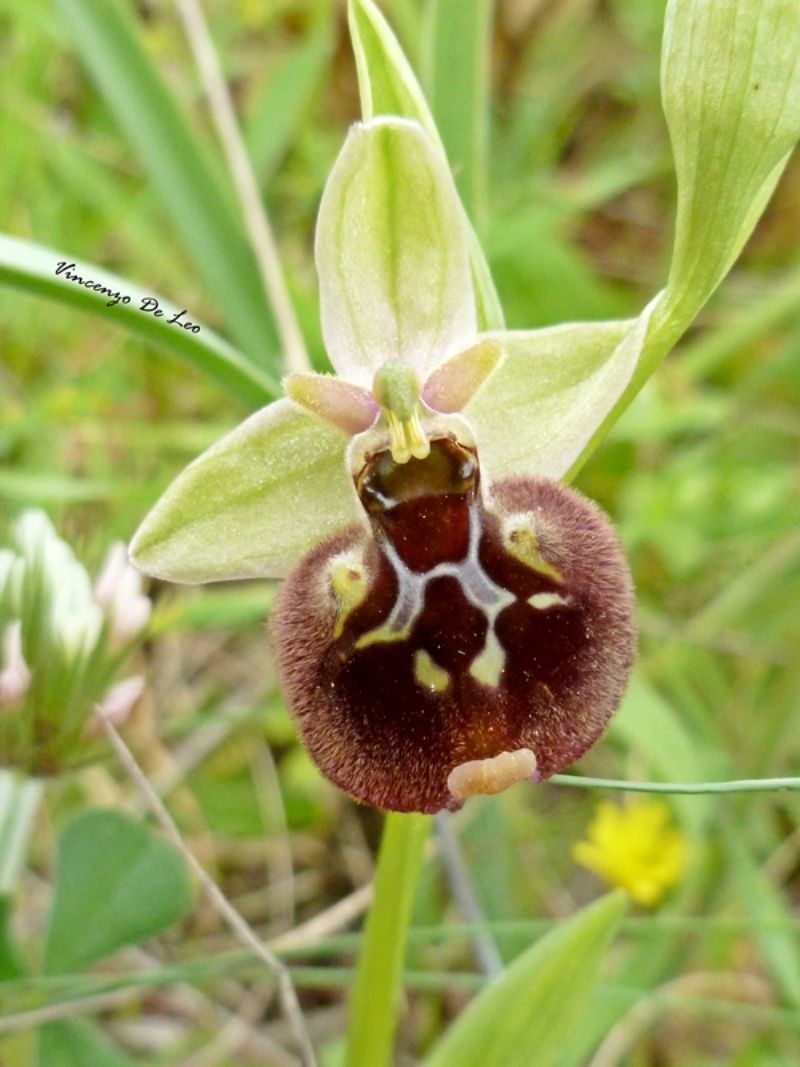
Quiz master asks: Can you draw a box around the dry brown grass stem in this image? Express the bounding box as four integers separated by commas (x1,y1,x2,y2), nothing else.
173,0,310,375
587,970,773,1067
101,714,318,1067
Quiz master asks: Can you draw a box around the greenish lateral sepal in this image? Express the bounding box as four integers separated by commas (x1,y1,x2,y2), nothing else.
465,299,658,484
130,399,360,583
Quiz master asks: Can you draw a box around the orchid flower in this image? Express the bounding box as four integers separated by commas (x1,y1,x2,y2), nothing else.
130,0,800,813
130,117,635,813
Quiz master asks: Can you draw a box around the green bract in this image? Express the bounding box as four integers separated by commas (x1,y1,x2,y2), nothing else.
661,0,800,335
130,0,800,585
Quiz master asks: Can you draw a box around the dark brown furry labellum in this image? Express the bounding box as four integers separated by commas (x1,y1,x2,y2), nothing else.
272,436,635,813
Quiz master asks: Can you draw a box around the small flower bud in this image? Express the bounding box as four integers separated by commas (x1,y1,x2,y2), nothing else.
94,542,152,642
13,510,103,654
0,621,31,707
95,675,146,728
50,564,104,655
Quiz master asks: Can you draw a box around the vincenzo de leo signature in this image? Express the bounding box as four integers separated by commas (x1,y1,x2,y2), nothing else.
54,260,202,334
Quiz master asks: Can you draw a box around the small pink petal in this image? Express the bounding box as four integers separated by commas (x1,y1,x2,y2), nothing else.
111,597,152,643
422,339,502,414
94,542,129,609
0,620,31,706
95,675,146,727
95,542,152,642
285,373,379,435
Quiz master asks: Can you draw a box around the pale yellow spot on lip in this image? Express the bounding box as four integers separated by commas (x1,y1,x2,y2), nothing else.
448,748,537,802
414,649,450,692
528,591,570,610
355,623,410,650
503,514,563,582
328,549,368,638
468,631,505,688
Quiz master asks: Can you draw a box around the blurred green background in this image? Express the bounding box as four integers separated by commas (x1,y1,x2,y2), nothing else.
2,0,800,1064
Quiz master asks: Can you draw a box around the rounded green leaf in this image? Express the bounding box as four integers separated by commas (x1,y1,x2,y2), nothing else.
43,809,192,974
130,398,361,583
316,118,476,387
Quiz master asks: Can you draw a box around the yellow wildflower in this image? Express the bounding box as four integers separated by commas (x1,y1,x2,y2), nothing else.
572,799,688,907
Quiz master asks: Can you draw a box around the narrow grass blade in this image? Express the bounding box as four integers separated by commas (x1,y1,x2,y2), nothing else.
345,812,430,1067
726,828,800,1008
0,471,129,505
38,1021,136,1067
0,896,25,981
421,0,492,228
0,234,277,406
609,672,722,832
0,771,43,897
54,0,283,373
244,0,334,180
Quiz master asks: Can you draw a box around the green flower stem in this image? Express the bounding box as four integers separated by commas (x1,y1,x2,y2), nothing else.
552,774,800,796
0,769,43,896
345,811,430,1067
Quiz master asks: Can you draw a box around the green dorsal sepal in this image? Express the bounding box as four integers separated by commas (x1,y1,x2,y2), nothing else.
372,359,430,464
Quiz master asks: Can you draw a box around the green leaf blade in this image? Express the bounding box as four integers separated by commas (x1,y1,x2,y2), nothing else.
244,0,334,180
38,1022,137,1067
43,809,193,975
660,0,800,334
0,235,277,407
422,0,492,228
0,896,25,982
726,830,800,1008
423,892,627,1067
348,0,435,132
54,0,283,373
